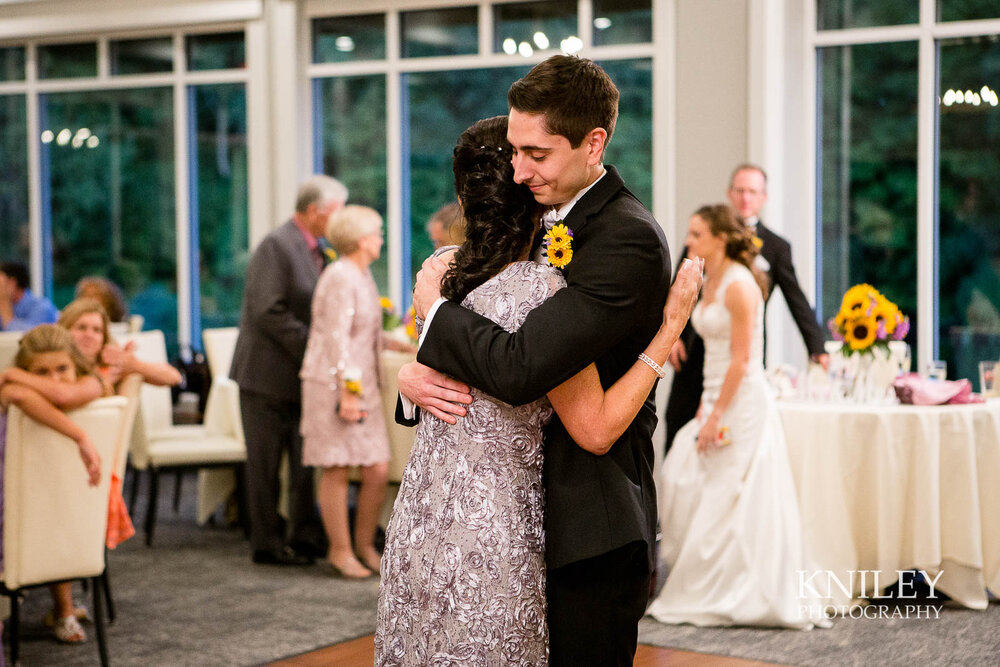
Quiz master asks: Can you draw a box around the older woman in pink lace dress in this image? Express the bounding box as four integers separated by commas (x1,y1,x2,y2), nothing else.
300,205,415,578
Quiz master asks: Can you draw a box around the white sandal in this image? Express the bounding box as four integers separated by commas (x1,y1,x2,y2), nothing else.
43,605,90,628
52,615,87,643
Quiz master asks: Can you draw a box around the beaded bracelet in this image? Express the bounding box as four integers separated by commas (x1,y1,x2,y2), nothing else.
638,352,667,379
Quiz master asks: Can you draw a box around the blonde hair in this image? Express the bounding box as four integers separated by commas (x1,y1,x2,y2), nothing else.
326,205,383,255
14,324,93,377
58,298,112,350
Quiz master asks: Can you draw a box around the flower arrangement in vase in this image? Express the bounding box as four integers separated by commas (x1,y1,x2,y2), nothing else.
828,283,909,354
827,284,910,402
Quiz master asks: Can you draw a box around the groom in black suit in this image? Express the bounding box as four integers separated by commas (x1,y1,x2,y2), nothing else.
401,56,680,666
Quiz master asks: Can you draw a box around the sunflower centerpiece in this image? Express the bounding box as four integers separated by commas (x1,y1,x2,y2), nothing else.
828,283,909,355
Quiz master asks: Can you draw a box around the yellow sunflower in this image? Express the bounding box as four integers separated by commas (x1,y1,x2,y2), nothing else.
546,244,573,269
843,316,878,351
379,296,394,311
834,310,850,333
871,299,900,335
344,379,363,395
841,283,878,316
751,235,763,249
545,223,572,249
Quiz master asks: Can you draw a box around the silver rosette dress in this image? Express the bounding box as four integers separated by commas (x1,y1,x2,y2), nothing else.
375,261,565,666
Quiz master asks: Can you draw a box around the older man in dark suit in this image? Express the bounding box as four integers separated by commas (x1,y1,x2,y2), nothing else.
231,175,347,565
664,163,827,451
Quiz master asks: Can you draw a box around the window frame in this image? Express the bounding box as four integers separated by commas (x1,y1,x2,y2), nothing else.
0,22,252,354
804,0,1000,373
302,0,668,311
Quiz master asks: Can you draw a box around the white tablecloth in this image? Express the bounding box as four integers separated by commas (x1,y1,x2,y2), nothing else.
778,398,1000,609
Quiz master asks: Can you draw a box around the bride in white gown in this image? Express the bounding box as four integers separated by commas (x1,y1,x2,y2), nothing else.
647,204,828,629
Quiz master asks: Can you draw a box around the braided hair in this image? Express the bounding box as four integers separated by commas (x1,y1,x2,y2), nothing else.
440,116,538,303
695,204,770,299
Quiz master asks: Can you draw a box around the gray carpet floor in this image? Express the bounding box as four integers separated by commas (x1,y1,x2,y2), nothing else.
6,471,998,666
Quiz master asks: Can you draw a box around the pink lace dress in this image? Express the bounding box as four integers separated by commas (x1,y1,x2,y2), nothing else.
300,259,390,468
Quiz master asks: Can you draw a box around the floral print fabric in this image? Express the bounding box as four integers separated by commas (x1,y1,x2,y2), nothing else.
375,261,565,666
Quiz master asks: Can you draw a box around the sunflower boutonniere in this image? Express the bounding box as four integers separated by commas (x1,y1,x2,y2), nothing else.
751,234,763,250
544,223,574,269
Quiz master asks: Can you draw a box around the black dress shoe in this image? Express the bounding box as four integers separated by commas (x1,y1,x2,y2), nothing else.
289,540,328,560
252,546,313,566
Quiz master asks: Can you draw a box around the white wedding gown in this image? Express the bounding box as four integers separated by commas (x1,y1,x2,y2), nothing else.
647,263,828,629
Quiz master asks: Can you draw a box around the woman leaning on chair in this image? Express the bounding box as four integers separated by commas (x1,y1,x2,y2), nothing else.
300,205,416,578
58,298,181,391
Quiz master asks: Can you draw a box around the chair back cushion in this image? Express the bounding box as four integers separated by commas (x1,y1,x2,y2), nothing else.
118,330,175,438
114,373,145,479
3,396,125,589
0,331,22,370
202,327,239,380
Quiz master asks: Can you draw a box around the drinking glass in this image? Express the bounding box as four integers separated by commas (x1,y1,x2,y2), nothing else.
979,360,998,396
925,360,947,381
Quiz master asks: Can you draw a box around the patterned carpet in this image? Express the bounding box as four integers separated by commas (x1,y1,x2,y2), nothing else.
6,472,997,666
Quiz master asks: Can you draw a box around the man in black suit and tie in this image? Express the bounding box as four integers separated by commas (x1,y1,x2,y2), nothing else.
231,175,346,565
664,163,827,451
400,56,694,666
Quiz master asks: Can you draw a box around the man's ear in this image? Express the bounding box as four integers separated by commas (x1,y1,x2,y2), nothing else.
585,128,608,165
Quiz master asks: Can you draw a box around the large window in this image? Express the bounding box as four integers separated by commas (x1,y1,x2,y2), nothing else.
937,37,1000,385
817,42,918,349
309,1,655,308
814,2,1000,388
314,75,388,294
191,83,248,337
0,93,29,265
42,87,177,343
0,31,248,356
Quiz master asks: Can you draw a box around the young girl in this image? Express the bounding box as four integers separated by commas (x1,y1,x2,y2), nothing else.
58,298,181,389
0,324,104,644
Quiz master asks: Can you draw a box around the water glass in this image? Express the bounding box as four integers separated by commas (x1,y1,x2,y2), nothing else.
980,360,998,396
925,360,947,381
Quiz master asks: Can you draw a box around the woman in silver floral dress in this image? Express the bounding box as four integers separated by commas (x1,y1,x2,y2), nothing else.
375,117,700,665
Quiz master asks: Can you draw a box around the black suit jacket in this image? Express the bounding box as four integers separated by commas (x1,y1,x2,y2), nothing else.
416,166,670,571
231,220,322,403
754,221,825,356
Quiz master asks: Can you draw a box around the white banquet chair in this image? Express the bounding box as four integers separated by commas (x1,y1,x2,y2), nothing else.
197,327,245,525
2,396,126,666
0,330,22,369
118,330,245,545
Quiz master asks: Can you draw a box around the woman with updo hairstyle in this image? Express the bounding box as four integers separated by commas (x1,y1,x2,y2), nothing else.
300,204,415,579
374,116,704,661
440,115,539,302
646,203,828,629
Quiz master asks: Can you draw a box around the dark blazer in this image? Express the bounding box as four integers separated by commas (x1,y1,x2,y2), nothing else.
231,220,321,402
417,166,670,571
754,221,825,356
664,219,825,450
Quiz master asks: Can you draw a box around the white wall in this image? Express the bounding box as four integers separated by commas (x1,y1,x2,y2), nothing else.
672,0,749,255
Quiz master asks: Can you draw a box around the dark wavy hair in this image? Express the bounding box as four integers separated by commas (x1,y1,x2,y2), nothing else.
695,204,770,299
440,116,538,303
